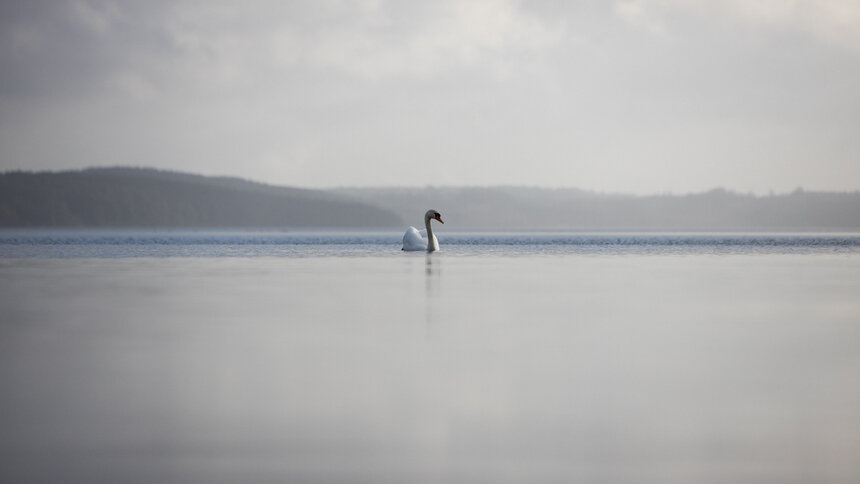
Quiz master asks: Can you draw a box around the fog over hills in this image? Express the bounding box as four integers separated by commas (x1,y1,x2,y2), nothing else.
336,186,860,231
1,168,858,230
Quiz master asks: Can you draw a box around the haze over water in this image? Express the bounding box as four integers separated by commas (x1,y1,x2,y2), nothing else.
1,231,859,483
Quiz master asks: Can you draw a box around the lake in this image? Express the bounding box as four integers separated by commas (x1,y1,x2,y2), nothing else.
1,230,859,483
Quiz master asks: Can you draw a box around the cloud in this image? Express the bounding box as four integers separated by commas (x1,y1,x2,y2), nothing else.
69,0,122,37
161,0,562,82
614,0,860,51
732,0,860,51
613,1,668,37
1,1,859,193
106,72,159,101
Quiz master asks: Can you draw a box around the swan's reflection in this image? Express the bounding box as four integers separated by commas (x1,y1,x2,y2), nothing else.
424,254,441,332
425,254,435,276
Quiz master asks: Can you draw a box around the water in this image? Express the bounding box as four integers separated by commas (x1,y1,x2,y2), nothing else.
1,230,859,483
1,229,859,257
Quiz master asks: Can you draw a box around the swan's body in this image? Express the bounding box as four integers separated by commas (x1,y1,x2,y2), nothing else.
402,227,439,252
402,209,444,252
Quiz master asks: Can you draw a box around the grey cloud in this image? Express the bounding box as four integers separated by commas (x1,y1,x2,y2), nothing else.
1,0,858,193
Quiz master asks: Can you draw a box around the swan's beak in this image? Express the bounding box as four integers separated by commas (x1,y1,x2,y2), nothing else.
435,214,444,224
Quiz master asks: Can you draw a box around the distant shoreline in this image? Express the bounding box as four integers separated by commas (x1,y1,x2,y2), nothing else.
2,167,859,231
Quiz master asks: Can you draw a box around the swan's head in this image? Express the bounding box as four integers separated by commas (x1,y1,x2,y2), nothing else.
425,209,444,224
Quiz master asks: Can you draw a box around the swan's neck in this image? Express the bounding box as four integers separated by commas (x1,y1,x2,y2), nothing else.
425,217,436,252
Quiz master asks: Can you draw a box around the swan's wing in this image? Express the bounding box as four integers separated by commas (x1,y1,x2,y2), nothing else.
402,226,426,251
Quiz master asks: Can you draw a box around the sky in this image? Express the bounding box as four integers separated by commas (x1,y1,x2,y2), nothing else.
1,0,859,194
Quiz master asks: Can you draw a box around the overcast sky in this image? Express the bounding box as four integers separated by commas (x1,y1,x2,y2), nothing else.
1,1,859,194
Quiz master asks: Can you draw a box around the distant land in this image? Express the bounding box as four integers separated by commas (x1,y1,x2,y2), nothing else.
0,167,399,228
337,186,860,231
1,167,858,230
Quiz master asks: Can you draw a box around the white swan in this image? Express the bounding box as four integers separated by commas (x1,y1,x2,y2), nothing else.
402,209,444,252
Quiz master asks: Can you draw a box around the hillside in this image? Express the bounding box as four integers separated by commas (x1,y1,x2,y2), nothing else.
2,168,858,230
335,186,860,231
0,168,401,228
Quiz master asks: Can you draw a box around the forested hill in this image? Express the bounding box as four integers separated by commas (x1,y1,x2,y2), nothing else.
0,168,401,228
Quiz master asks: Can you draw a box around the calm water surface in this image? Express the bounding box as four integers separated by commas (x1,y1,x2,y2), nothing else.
1,230,859,483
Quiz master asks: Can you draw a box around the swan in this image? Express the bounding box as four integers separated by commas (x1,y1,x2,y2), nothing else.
402,209,444,252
